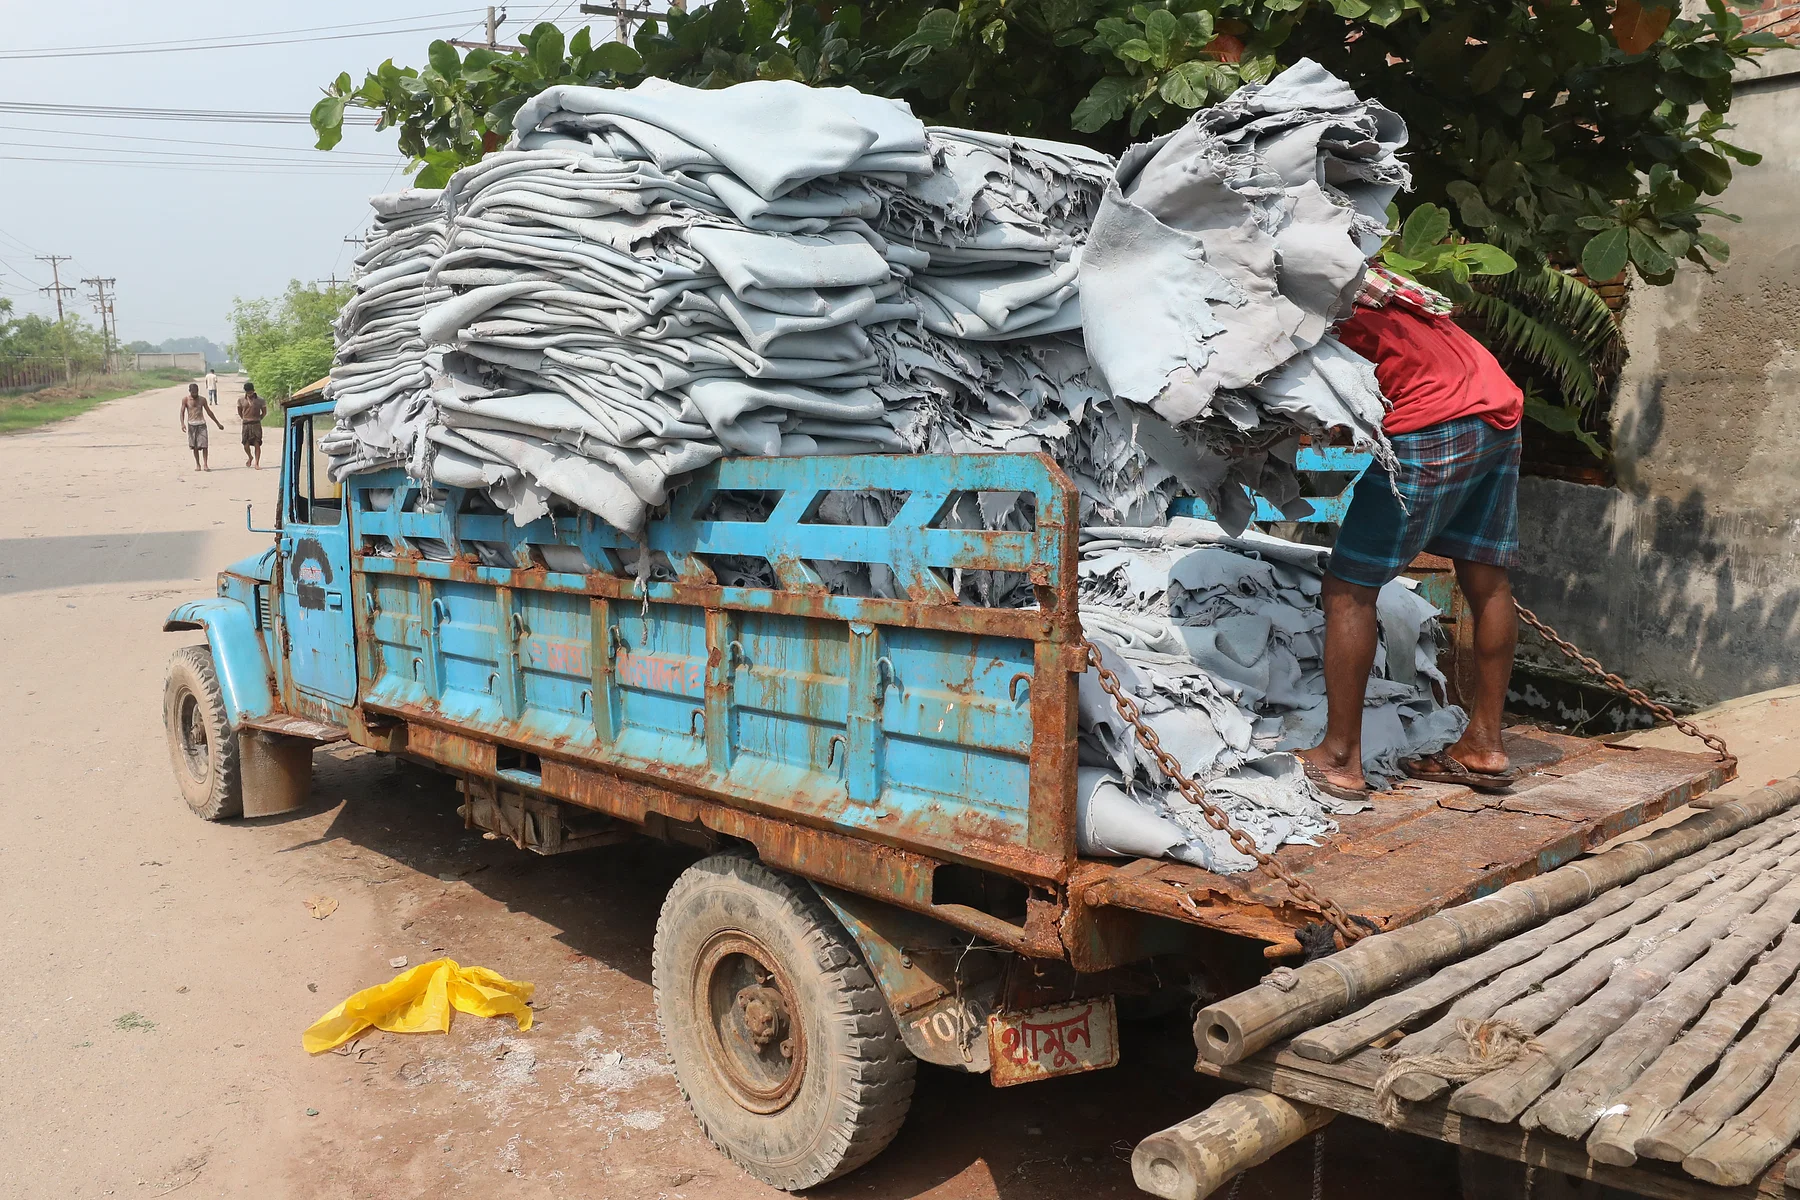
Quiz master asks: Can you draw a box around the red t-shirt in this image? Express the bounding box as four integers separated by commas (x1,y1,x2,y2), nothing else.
1335,305,1523,435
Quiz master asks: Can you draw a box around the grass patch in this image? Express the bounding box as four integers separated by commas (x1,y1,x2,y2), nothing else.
0,368,197,435
112,1011,156,1032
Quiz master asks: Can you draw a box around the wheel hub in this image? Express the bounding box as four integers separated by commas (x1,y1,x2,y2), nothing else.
177,689,209,779
694,931,805,1114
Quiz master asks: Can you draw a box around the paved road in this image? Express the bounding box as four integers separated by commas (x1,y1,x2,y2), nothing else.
0,382,1454,1199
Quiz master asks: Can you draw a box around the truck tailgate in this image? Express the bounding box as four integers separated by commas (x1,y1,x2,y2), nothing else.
1072,728,1735,950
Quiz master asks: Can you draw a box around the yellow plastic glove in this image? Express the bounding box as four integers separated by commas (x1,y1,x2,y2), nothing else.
303,958,534,1054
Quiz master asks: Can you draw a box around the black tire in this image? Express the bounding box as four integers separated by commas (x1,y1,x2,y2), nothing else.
163,645,243,821
653,854,916,1190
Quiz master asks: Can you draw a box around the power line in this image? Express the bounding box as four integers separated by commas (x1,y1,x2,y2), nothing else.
11,9,483,54
0,124,396,159
0,154,400,174
0,102,381,126
0,21,489,62
0,141,399,169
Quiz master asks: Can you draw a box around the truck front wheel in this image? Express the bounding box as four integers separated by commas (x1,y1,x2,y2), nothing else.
163,645,243,821
654,854,916,1190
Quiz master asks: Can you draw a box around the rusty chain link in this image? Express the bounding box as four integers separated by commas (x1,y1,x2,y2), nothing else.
1514,603,1736,769
1082,639,1373,945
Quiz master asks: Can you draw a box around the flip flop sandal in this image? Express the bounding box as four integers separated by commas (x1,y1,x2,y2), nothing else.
1302,758,1372,803
1403,753,1521,793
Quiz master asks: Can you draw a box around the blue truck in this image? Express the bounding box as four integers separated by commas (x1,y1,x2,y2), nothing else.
162,390,1733,1190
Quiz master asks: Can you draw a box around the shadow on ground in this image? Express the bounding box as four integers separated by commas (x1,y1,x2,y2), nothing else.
303,746,1461,1200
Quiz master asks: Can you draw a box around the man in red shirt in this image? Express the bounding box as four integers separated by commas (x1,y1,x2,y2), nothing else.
1299,269,1524,799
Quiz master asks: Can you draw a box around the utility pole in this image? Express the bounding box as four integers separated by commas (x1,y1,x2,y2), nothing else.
82,277,117,373
450,6,523,52
315,274,348,291
36,254,76,382
580,1,679,43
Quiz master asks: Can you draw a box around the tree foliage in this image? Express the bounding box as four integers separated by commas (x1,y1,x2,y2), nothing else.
0,298,110,371
315,0,1784,281
229,282,347,400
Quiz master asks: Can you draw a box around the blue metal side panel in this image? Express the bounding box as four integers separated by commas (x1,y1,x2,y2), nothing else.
163,598,276,726
345,453,1082,871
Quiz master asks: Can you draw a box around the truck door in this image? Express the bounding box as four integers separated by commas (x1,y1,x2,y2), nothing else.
279,407,356,705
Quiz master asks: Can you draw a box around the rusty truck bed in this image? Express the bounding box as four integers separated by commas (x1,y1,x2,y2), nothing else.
1072,729,1736,954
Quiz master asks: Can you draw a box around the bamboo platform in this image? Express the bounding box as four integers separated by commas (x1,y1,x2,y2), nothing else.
1149,777,1800,1200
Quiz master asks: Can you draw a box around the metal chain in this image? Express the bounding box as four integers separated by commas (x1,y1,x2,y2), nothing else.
1514,603,1736,768
1311,1131,1326,1200
1083,640,1372,944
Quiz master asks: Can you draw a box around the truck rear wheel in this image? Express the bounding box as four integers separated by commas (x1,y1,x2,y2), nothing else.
653,854,916,1190
163,645,243,821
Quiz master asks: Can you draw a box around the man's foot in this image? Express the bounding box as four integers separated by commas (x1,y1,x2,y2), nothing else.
1298,745,1369,801
1403,752,1521,793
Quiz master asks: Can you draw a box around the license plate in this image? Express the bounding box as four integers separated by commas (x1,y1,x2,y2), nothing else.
986,997,1119,1087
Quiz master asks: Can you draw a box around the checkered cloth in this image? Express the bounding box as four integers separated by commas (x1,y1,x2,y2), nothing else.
1355,264,1456,317
1328,416,1521,587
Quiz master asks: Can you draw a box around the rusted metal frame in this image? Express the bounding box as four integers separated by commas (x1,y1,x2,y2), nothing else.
496,583,523,720
521,753,1065,957
416,575,441,695
365,696,1068,884
703,606,733,774
354,553,1059,640
590,596,618,744
844,621,882,804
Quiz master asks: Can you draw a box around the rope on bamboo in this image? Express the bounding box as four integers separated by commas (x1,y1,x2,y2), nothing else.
1372,1019,1542,1125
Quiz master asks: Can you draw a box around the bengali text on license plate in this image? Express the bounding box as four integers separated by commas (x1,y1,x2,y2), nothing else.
986,997,1119,1087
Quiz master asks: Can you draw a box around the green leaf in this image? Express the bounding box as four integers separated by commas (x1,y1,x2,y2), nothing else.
1071,76,1135,132
1330,0,1372,17
531,23,565,76
1400,203,1452,259
1179,10,1215,46
1680,148,1733,194
1628,227,1677,277
1160,60,1211,107
1524,396,1606,458
310,95,347,151
1379,250,1429,273
891,8,958,53
1116,39,1156,62
1445,180,1498,228
1143,9,1179,63
1695,231,1731,263
589,40,643,74
1581,225,1630,281
1468,42,1512,94
1456,243,1518,275
427,39,461,81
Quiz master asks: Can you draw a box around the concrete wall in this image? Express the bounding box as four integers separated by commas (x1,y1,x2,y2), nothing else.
133,351,206,372
1513,46,1800,707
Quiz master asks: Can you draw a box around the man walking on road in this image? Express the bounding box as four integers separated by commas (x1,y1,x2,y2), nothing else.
204,368,219,406
1299,267,1525,801
237,382,267,469
180,382,223,472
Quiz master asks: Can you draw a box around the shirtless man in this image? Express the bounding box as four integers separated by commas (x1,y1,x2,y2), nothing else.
237,382,268,469
180,382,224,471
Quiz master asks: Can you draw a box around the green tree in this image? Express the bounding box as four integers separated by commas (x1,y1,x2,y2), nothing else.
229,281,347,400
0,298,110,371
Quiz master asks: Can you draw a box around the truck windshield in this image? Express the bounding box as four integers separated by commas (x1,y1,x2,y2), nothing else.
288,413,343,525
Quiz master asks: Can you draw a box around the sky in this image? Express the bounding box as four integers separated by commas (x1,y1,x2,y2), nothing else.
0,2,608,346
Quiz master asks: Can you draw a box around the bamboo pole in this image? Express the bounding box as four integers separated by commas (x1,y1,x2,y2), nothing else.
1194,776,1800,1067
1131,1089,1334,1200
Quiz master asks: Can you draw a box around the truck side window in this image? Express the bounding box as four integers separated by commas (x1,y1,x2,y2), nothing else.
288,414,344,526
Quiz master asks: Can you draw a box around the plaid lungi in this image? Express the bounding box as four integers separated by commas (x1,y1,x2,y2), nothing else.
241,421,263,447
1328,416,1522,588
186,423,209,451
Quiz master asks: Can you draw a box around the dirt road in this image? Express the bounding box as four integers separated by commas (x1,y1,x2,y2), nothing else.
0,381,1458,1199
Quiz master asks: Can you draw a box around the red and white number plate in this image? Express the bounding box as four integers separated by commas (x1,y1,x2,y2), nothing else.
985,996,1119,1087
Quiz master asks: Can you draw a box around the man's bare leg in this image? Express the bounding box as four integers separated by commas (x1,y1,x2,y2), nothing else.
1299,572,1382,793
254,444,262,469
1446,560,1516,773
201,448,210,472
191,448,202,470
